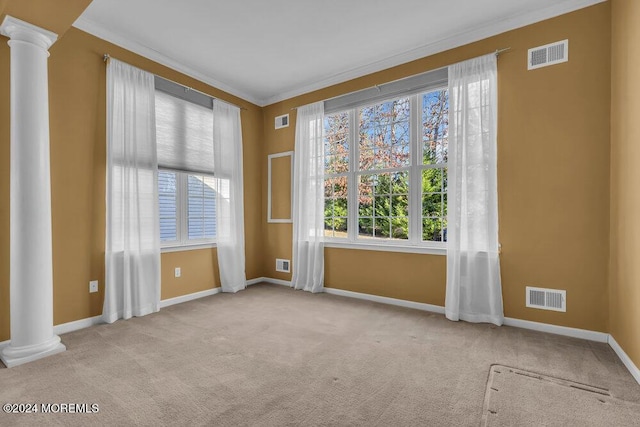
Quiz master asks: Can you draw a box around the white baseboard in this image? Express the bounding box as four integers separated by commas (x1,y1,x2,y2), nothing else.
159,287,221,308
261,277,293,287
247,276,292,287
54,315,104,336
0,315,104,350
324,287,445,314
609,334,640,385
503,317,609,343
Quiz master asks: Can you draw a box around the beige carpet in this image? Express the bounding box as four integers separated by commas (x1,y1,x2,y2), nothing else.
0,284,638,426
482,365,640,426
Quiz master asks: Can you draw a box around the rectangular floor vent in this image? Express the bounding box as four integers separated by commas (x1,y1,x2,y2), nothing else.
276,258,290,273
528,39,568,70
526,286,566,312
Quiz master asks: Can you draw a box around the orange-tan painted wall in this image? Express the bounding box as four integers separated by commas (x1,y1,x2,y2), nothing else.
2,1,635,364
610,0,640,368
0,18,264,340
263,3,612,332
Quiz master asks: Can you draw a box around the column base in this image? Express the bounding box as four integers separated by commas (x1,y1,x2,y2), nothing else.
0,336,66,368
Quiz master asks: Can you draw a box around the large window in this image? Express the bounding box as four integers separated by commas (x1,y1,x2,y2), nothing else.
323,88,448,248
155,86,216,248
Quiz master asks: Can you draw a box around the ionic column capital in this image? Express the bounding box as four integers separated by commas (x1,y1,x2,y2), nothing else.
0,15,58,51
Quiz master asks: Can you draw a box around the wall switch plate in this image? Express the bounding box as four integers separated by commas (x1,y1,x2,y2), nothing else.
89,280,99,293
175,267,181,278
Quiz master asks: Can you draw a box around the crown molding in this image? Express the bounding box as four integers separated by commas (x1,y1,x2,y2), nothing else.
72,16,263,106
262,0,606,106
73,0,605,107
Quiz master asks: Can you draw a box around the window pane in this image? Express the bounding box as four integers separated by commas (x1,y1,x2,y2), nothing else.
324,176,348,238
421,166,447,242
324,112,349,174
422,218,445,242
358,172,409,241
187,174,216,240
359,98,410,170
158,171,177,242
422,90,449,165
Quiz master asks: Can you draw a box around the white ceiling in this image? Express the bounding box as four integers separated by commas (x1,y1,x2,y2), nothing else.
74,0,604,106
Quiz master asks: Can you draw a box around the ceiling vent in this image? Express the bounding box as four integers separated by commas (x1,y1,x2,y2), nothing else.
528,39,568,70
275,114,289,129
526,286,566,312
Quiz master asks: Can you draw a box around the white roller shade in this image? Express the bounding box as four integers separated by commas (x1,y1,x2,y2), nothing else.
155,90,214,175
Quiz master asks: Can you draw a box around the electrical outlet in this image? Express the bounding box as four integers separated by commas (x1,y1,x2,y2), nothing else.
174,267,181,278
89,280,99,293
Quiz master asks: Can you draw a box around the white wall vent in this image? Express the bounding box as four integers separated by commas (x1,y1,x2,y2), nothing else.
276,258,290,273
526,286,566,312
275,114,289,129
528,39,568,70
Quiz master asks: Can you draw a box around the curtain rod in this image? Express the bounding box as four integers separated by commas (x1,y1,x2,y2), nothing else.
102,54,246,111
289,47,511,111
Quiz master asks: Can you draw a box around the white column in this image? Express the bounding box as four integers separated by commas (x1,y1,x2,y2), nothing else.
0,16,65,368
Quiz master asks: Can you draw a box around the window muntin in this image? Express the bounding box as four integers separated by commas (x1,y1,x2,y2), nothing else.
323,88,448,247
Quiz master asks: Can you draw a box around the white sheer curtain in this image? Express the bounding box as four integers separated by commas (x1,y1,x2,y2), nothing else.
213,100,247,293
103,59,160,323
292,102,325,293
445,54,503,326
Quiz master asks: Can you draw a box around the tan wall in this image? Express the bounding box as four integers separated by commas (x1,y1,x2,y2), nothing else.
161,250,220,301
263,3,612,332
0,2,629,351
0,25,264,341
610,0,640,368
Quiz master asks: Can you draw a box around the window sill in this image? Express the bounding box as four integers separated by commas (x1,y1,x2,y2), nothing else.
161,242,217,253
324,240,446,255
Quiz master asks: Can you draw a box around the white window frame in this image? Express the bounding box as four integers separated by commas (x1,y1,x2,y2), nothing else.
323,88,448,255
159,169,217,252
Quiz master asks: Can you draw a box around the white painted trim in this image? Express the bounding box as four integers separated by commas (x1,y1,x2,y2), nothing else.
53,315,103,336
72,17,262,106
159,287,221,308
323,287,445,314
324,241,446,255
161,242,216,253
503,317,608,343
262,0,606,106
262,277,293,287
267,151,294,224
247,277,291,287
609,335,640,385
